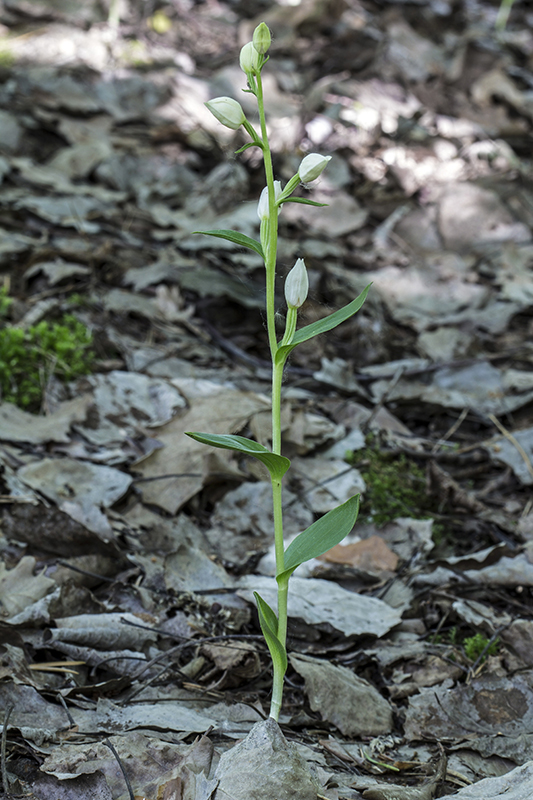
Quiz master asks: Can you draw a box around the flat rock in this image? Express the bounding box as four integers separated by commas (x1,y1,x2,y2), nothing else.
212,718,323,800
439,761,533,799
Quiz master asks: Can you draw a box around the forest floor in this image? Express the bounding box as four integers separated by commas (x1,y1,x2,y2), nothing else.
1,0,533,798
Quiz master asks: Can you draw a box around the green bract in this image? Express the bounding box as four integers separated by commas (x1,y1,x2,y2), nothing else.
193,21,369,721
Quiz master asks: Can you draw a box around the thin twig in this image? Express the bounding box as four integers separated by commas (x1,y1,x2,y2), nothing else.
56,693,76,727
119,663,177,705
131,472,203,483
1,704,13,796
489,413,533,482
120,617,264,647
103,739,135,800
200,315,533,390
431,407,469,454
56,560,116,584
116,626,265,705
468,622,511,681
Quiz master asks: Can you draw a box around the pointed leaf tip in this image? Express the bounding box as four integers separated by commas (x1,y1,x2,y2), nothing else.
185,432,290,480
275,283,371,368
254,592,287,673
192,229,264,259
279,494,360,580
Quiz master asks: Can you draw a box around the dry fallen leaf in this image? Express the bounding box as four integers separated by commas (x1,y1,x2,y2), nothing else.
320,535,399,573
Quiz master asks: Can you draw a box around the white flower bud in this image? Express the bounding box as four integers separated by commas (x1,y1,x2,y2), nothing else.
257,181,282,220
205,96,246,131
240,42,260,74
298,153,331,183
285,258,309,309
253,22,271,55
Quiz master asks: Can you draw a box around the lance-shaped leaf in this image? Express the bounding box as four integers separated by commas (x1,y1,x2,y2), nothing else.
277,494,360,581
275,283,371,366
281,197,328,208
185,432,290,481
254,591,288,673
193,229,264,260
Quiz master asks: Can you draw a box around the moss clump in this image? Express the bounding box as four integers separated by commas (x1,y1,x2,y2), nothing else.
432,628,499,663
346,436,430,525
463,632,499,663
0,314,94,410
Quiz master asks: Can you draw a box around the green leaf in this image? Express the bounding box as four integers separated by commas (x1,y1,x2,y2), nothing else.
192,229,264,259
254,592,288,673
255,591,278,635
278,494,360,580
275,283,371,367
282,197,328,208
235,142,262,154
185,432,291,481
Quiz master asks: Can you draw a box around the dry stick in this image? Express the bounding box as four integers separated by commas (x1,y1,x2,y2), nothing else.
56,692,76,728
103,739,135,800
431,407,469,454
117,629,264,706
119,663,181,705
199,313,315,377
56,559,117,584
522,497,533,517
428,607,453,645
0,494,35,504
1,704,13,797
200,314,533,390
488,413,533,482
467,622,512,681
120,617,264,649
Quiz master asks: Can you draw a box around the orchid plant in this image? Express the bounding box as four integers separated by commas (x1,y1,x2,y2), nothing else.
187,23,370,721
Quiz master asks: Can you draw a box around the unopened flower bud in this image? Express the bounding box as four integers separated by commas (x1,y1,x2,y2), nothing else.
257,181,282,220
253,22,271,55
298,153,331,183
205,96,246,131
285,258,309,309
240,42,260,74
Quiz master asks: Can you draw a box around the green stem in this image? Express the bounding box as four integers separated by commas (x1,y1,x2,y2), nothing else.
270,360,286,721
270,575,288,720
256,68,289,721
272,476,284,573
495,0,515,30
256,71,278,362
276,575,288,647
271,360,283,456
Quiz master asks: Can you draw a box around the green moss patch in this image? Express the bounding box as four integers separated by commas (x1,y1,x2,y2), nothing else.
0,314,94,410
347,437,431,526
